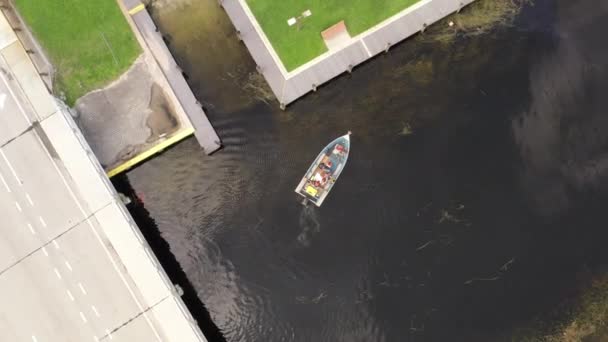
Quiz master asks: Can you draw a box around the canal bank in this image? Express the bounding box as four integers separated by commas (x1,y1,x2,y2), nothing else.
221,0,476,108
6,0,220,178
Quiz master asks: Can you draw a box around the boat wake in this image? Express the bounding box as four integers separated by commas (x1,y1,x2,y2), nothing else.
297,205,320,247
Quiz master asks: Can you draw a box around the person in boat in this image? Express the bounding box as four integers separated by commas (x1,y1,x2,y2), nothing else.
312,171,328,187
319,159,333,172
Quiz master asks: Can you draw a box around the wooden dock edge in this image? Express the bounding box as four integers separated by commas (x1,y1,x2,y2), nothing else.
118,0,221,154
221,0,476,107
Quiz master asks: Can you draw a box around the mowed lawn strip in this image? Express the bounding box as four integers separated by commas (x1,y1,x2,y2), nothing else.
14,0,141,105
246,0,420,71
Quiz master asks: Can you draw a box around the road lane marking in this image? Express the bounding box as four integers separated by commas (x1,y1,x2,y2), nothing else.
39,216,47,228
15,201,22,212
0,65,31,125
41,246,48,256
79,311,88,323
27,223,35,234
105,329,113,340
66,289,75,301
0,150,21,185
52,240,60,249
54,268,62,279
34,134,163,342
25,193,34,206
91,305,100,317
0,172,10,192
78,282,87,295
64,260,73,271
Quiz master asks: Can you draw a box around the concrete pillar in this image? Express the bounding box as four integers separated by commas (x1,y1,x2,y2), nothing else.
236,30,242,41
384,42,391,53
118,193,132,205
280,103,286,110
256,65,263,74
174,284,184,296
421,23,427,33
312,83,317,92
347,64,353,73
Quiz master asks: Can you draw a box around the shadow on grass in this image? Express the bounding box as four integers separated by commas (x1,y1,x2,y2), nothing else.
112,174,227,342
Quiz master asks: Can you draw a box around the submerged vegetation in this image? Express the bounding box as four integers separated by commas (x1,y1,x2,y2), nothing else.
513,274,608,341
427,0,531,43
399,122,413,136
242,71,275,105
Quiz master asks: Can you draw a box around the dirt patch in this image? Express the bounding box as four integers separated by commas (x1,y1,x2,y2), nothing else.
146,83,178,142
116,144,139,163
74,55,187,170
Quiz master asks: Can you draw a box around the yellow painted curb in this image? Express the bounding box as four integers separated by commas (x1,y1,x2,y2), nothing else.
106,127,195,178
128,3,145,15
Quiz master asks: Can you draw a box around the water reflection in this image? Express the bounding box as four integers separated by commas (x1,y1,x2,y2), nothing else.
513,0,608,217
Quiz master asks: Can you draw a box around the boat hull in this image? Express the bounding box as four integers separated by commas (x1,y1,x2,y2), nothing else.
295,133,350,207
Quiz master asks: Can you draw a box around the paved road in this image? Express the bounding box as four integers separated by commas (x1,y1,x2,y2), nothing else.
0,68,29,146
0,59,161,342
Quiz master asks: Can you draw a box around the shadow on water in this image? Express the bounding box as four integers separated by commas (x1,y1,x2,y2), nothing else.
112,174,227,342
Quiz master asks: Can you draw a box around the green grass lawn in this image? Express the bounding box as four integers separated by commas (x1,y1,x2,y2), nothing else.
246,0,420,71
14,0,140,105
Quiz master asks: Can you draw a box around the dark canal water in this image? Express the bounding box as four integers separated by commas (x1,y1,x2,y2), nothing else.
118,0,608,340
